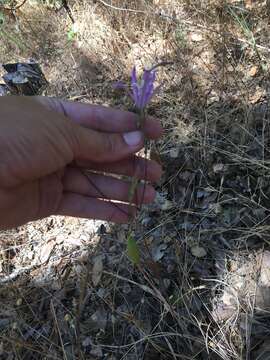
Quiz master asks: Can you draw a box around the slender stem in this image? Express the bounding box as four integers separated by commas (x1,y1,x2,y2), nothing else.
128,108,146,221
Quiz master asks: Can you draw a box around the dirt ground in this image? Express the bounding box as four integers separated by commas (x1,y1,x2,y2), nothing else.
1,0,270,359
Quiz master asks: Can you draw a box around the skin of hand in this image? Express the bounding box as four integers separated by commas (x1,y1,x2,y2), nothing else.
0,96,163,230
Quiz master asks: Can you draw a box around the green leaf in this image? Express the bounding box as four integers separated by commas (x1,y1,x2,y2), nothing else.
67,29,76,41
67,23,77,41
127,233,140,265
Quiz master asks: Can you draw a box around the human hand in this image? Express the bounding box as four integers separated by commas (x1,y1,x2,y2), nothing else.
0,96,163,230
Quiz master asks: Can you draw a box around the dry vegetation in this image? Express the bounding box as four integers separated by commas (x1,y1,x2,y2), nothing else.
1,0,270,358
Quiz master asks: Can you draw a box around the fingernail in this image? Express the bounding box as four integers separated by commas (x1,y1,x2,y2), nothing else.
123,131,143,146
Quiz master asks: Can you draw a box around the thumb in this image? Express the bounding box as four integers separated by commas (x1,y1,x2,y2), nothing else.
73,125,145,162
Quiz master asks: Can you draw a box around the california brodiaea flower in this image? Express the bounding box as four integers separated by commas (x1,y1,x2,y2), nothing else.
115,66,158,111
130,67,157,110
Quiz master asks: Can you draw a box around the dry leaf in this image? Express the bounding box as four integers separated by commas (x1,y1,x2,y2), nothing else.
16,298,23,306
191,245,207,258
169,147,179,158
249,86,265,104
160,199,174,211
248,66,258,77
39,239,56,264
92,255,103,286
190,33,203,42
127,234,140,265
213,163,225,173
151,243,167,261
259,251,270,286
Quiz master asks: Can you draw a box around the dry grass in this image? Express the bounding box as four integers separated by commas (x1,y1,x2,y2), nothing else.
1,0,270,358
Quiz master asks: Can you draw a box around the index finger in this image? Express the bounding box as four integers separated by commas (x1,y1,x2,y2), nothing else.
37,97,163,139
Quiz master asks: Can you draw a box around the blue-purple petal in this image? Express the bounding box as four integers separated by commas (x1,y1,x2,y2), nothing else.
113,81,127,89
131,67,137,85
131,67,140,107
139,69,156,108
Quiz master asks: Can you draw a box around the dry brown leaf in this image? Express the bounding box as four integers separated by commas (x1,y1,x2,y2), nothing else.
38,239,56,264
249,86,265,104
92,255,103,286
259,251,270,286
248,66,258,77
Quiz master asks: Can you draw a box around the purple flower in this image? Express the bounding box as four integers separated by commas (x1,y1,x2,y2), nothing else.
115,66,158,110
131,67,157,110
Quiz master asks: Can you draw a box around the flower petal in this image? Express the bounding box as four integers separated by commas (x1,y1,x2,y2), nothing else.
131,67,140,107
113,80,128,89
131,66,137,85
139,69,156,108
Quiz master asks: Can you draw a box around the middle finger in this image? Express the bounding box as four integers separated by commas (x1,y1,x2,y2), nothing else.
63,167,156,204
75,155,162,182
